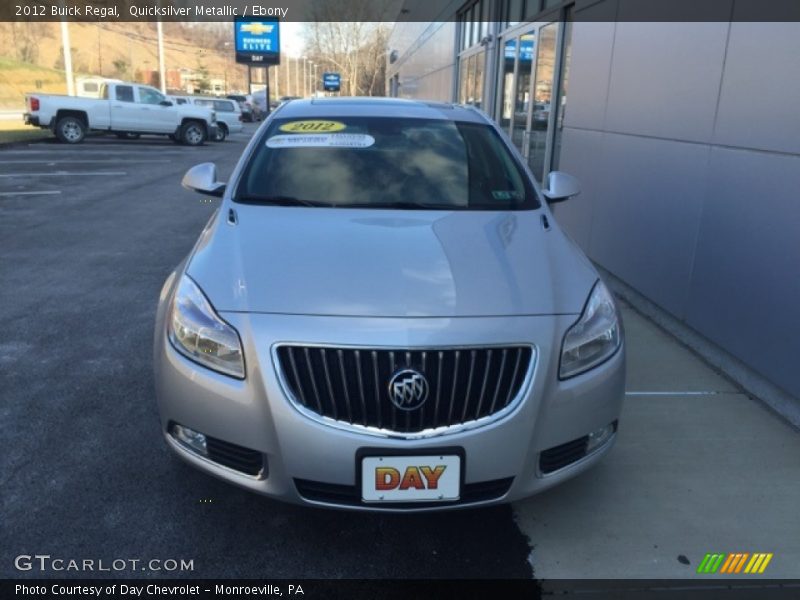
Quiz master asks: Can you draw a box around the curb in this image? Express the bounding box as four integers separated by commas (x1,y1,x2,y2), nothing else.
599,265,800,431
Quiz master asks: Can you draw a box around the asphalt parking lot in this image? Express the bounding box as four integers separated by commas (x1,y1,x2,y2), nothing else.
0,128,532,580
2,126,798,583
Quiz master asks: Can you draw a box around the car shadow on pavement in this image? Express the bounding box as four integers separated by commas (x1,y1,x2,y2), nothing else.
168,457,535,579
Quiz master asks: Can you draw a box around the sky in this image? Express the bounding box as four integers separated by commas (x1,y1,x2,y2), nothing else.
281,22,306,58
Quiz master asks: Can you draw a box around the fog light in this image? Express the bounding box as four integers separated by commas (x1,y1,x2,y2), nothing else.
172,424,208,456
586,422,616,453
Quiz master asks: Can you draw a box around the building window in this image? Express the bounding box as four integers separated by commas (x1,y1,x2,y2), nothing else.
470,5,479,46
524,0,543,20
459,56,471,105
504,0,523,27
480,1,490,39
458,49,486,108
458,0,488,50
473,51,484,108
498,38,517,129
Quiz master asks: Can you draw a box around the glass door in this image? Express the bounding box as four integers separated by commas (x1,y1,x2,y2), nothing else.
526,22,557,182
496,27,536,161
551,8,574,172
496,20,564,183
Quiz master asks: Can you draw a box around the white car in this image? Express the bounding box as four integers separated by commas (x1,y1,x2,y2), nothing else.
24,82,217,145
172,96,243,142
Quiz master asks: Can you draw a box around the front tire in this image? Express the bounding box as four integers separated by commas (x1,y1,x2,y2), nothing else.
213,124,227,142
180,121,206,146
55,116,86,144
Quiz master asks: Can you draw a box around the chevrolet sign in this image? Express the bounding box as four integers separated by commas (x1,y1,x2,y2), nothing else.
234,18,280,65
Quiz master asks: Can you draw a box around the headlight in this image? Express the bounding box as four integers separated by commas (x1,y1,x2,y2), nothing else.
167,275,245,379
559,280,621,379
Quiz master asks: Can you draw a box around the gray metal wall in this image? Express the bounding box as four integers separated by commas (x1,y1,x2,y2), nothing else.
387,21,458,101
387,15,800,399
554,19,800,399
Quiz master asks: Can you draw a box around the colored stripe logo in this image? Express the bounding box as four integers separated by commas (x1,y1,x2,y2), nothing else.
697,552,773,574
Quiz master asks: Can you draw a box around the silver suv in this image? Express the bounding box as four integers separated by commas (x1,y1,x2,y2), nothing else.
154,98,625,511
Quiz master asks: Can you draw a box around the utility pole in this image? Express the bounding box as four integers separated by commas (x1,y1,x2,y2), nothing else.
265,67,271,114
302,56,307,97
156,21,166,92
97,26,102,75
294,57,298,97
59,20,75,96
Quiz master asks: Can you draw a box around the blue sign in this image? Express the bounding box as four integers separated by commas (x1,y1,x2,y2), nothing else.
504,36,535,62
234,18,280,65
323,72,341,92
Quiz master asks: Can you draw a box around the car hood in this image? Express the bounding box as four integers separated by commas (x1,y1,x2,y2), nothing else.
187,205,598,317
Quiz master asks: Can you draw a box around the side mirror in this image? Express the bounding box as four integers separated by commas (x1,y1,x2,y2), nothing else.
159,100,173,107
542,171,581,203
182,163,225,197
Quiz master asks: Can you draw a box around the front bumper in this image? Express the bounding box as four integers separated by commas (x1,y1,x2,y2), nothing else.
154,308,625,511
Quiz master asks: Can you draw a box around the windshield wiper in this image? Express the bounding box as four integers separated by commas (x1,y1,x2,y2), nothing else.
236,195,329,207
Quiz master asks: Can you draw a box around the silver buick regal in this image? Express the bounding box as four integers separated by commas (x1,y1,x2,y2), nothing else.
153,98,625,511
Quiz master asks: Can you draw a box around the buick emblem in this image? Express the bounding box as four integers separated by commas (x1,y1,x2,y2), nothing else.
388,369,429,411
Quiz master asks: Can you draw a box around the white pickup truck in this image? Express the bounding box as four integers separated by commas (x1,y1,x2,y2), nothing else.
24,81,217,146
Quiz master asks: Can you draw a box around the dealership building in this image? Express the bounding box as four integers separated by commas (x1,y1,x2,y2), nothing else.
387,2,800,407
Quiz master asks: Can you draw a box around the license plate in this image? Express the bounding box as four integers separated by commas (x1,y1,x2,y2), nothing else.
361,455,461,503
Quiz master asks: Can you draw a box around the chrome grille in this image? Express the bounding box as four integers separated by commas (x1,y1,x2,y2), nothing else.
275,345,533,434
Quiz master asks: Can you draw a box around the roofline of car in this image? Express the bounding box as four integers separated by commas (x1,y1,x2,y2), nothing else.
273,97,492,125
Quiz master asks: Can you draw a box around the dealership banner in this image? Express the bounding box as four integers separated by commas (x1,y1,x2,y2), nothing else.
4,579,800,599
3,579,545,600
4,0,800,22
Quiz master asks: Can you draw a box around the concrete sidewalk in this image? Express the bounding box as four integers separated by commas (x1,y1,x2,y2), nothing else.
513,302,800,578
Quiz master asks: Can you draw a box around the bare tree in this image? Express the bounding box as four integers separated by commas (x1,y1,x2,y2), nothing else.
357,25,389,96
304,0,392,96
13,22,50,64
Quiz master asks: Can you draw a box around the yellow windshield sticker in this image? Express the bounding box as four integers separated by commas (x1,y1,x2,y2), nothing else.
279,120,346,133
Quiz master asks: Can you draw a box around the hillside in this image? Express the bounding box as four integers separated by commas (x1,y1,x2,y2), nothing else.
0,56,69,107
0,21,251,109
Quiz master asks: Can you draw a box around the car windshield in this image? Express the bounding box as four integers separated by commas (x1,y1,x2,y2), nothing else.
235,116,539,210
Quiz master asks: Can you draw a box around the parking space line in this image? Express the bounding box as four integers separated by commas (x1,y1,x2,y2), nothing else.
0,190,62,196
625,391,730,396
5,153,195,158
24,143,208,148
1,160,165,164
0,171,126,177
12,149,190,154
